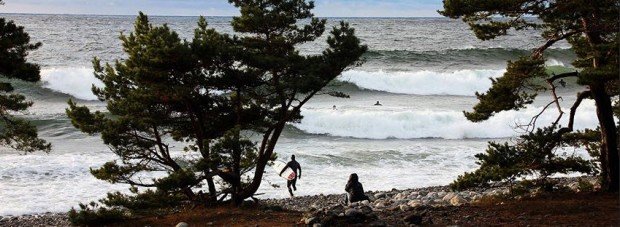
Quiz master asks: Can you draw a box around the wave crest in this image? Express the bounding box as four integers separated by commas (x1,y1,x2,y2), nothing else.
338,69,505,96
41,67,102,101
294,102,599,139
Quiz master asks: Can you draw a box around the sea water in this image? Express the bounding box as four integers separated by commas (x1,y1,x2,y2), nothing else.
0,14,595,215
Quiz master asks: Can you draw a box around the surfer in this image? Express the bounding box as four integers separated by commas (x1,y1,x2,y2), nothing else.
374,101,382,106
345,173,369,204
280,155,302,197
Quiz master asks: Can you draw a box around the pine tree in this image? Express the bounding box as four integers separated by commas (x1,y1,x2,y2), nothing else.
441,0,619,191
66,13,240,201
67,0,366,209
225,0,367,203
0,2,51,152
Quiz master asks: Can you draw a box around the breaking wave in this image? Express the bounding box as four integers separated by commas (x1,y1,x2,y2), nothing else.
293,101,599,139
40,67,102,101
338,69,505,96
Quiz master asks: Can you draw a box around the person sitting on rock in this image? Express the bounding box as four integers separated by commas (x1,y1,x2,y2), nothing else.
345,173,370,204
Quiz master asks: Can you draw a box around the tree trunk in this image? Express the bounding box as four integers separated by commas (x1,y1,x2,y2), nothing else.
239,121,286,200
591,83,620,192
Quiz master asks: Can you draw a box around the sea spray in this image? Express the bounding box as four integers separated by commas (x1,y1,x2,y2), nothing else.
41,67,103,101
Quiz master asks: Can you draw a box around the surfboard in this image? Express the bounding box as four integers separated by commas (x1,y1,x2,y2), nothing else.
271,160,296,180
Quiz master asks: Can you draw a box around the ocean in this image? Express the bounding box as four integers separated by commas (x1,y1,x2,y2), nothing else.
0,14,597,215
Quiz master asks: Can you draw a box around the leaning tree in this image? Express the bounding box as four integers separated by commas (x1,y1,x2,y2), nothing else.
67,0,366,207
0,1,50,152
214,0,367,204
441,0,619,191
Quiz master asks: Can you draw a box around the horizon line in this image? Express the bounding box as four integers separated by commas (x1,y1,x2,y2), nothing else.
0,12,445,19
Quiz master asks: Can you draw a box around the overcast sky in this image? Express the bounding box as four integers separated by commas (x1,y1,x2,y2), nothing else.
0,0,443,17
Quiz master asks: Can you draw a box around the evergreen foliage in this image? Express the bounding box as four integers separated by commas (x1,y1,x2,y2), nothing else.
67,0,366,212
442,0,619,192
451,127,595,190
0,3,50,153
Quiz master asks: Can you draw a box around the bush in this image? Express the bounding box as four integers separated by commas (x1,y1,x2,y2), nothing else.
451,127,595,191
67,202,127,226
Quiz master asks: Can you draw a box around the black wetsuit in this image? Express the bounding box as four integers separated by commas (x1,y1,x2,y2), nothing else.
280,160,301,196
345,174,369,203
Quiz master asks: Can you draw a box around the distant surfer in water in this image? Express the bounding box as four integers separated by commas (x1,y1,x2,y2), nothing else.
374,101,382,106
345,173,369,204
280,155,302,197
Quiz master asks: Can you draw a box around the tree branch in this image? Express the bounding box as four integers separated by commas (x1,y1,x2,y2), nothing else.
532,30,582,59
558,90,592,135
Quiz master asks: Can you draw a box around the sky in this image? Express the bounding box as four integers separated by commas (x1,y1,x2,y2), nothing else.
0,0,444,17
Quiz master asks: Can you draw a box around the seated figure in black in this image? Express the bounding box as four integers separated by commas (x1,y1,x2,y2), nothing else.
345,173,370,204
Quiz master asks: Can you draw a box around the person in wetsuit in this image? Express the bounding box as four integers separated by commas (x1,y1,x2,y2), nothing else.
280,155,302,197
345,173,370,204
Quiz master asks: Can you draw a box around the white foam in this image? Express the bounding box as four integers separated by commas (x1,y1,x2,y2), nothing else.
545,58,566,67
41,67,103,101
294,100,600,139
339,69,505,96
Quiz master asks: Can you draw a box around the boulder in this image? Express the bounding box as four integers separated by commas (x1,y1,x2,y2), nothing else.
407,200,421,207
360,205,373,214
345,208,362,217
393,192,407,201
175,222,189,227
329,204,345,214
450,195,467,206
399,204,411,212
442,192,456,202
374,192,386,198
568,182,580,192
437,191,447,198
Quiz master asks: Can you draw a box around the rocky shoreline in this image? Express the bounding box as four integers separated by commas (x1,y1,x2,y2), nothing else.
0,176,598,226
282,176,599,226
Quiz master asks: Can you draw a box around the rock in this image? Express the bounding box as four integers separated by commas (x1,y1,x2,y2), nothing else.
404,214,423,225
175,222,189,227
312,223,322,227
393,199,408,205
437,191,447,198
374,192,386,198
393,192,407,200
568,182,580,192
329,204,345,214
418,190,429,196
407,200,421,207
442,192,456,202
361,200,370,206
360,205,373,214
345,208,362,217
399,204,412,212
426,192,437,198
450,195,467,206
374,201,387,209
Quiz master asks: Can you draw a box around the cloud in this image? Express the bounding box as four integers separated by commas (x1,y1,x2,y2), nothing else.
0,0,443,17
